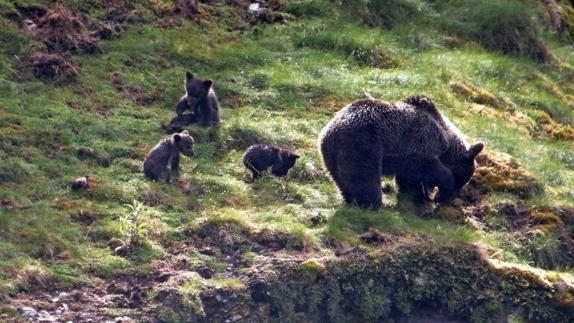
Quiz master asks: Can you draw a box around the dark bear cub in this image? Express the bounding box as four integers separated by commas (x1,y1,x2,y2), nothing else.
243,144,300,183
143,131,195,182
175,71,220,127
319,95,484,209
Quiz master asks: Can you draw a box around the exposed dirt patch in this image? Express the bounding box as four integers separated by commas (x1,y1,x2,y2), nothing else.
175,0,199,19
89,21,123,40
26,52,79,84
0,199,31,210
36,5,99,54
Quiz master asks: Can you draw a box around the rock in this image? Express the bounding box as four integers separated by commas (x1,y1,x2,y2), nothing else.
308,212,326,227
37,310,56,322
231,314,242,321
152,286,205,321
70,176,90,190
249,3,261,13
20,306,38,317
103,294,129,308
129,287,144,307
107,282,129,295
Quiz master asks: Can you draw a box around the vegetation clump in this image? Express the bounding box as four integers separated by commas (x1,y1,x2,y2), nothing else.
25,52,78,83
450,81,499,107
469,153,543,199
529,110,574,141
175,0,199,19
151,272,206,323
35,5,99,53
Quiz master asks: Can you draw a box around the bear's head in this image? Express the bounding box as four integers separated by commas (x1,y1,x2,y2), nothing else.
173,130,195,157
184,71,213,107
271,149,300,177
450,142,484,191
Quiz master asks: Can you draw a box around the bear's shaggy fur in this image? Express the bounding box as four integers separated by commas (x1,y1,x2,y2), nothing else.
318,96,484,209
243,144,300,182
175,71,220,127
143,131,195,182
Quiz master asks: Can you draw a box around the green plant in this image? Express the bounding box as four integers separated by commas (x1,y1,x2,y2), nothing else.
115,200,150,252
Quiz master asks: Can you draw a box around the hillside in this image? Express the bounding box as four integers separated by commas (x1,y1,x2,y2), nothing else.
1,0,574,321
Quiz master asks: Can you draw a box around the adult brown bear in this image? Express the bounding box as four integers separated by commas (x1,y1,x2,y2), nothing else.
318,96,483,209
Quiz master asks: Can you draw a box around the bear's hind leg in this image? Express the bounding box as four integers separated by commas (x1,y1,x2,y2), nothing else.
340,168,382,209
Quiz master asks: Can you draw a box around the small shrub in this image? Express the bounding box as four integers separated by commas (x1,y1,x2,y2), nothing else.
114,200,151,253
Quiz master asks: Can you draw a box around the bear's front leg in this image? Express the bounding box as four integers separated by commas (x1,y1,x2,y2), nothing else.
170,154,180,173
176,96,191,116
395,175,427,204
422,158,455,204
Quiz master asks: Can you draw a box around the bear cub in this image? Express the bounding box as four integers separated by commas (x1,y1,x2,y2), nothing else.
243,144,300,183
143,130,195,182
175,71,220,127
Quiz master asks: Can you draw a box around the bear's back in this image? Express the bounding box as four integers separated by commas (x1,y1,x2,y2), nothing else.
144,139,172,167
323,99,450,159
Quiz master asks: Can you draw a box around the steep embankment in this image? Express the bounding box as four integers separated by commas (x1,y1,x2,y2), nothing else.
1,0,574,321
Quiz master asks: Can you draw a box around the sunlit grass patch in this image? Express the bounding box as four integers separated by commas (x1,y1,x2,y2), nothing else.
325,207,477,244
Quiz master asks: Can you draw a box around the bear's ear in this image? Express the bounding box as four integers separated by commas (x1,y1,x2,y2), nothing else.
174,134,182,142
467,142,484,159
186,71,194,80
204,79,213,88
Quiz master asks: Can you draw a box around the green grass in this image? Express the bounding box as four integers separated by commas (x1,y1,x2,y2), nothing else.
1,0,574,300
326,207,477,244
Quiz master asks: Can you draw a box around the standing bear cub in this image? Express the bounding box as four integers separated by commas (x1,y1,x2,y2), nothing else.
143,131,195,182
319,96,484,209
175,71,221,127
243,144,300,183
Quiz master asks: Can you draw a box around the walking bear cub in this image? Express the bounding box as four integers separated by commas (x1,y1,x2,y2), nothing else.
143,131,195,182
319,96,484,209
243,144,300,183
175,71,220,127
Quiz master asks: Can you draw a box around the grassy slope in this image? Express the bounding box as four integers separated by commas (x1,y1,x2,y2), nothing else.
1,0,574,320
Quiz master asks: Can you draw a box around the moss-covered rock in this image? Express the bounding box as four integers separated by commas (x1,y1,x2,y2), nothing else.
450,81,499,107
222,243,574,322
469,152,543,199
151,272,206,323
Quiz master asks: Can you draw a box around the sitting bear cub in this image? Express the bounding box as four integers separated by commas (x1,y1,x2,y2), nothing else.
175,71,220,127
319,96,483,209
243,144,300,183
143,131,195,182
